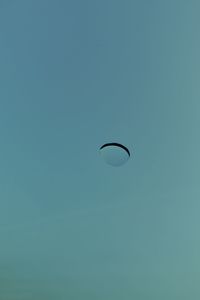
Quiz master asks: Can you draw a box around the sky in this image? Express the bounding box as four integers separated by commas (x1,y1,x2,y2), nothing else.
0,1,200,299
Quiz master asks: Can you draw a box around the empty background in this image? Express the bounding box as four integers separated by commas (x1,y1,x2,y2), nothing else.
0,1,200,299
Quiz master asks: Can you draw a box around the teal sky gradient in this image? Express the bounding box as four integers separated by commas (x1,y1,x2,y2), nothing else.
0,1,200,299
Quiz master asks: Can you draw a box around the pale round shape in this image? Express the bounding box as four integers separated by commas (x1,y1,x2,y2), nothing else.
99,143,130,167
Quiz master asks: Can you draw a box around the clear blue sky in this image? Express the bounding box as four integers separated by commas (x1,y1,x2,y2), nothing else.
0,1,200,299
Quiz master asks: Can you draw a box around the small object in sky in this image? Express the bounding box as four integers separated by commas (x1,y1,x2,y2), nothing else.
99,143,130,166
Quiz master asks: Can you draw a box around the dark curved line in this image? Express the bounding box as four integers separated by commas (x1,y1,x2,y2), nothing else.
100,143,130,157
